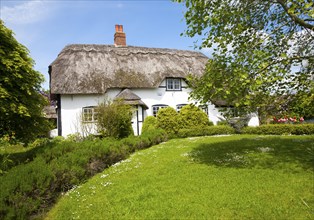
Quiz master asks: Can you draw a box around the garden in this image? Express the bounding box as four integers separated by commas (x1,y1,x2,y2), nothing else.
1,104,314,219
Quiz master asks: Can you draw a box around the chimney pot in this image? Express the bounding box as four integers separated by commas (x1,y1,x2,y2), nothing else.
114,24,126,46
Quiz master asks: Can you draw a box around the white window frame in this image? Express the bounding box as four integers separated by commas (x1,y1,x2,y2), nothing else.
152,104,169,117
82,106,98,123
166,78,181,91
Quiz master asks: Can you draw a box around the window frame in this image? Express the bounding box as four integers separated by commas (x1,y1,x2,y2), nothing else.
166,78,182,91
152,104,169,117
82,106,98,123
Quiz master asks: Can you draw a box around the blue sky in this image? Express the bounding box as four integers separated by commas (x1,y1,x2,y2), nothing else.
0,0,210,89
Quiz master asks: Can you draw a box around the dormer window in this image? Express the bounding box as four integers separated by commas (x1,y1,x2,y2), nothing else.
166,78,181,91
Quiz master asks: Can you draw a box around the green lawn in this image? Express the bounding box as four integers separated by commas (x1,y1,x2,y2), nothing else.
47,135,314,219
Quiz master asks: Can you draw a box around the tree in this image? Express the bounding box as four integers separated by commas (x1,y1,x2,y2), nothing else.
177,0,314,122
0,20,51,142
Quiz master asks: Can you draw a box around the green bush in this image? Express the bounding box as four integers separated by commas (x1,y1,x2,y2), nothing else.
0,130,167,219
0,138,52,174
228,116,251,133
217,120,228,126
178,104,213,129
241,124,314,135
156,107,180,135
292,124,314,135
97,100,134,139
141,116,158,134
177,125,236,138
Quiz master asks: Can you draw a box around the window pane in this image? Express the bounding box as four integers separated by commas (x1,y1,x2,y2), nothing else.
82,107,96,122
174,79,180,90
167,79,173,90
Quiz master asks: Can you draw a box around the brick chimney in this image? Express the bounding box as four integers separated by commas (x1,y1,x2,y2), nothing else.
114,24,126,47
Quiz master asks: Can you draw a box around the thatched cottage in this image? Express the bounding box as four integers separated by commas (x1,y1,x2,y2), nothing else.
49,25,258,137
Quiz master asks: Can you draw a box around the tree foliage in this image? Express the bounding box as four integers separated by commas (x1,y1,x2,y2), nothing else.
0,20,51,142
178,0,314,121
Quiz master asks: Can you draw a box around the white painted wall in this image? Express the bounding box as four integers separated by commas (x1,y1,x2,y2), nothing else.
59,79,259,137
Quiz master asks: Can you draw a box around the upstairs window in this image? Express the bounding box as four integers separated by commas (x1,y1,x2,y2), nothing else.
82,106,98,123
166,78,181,91
152,104,169,117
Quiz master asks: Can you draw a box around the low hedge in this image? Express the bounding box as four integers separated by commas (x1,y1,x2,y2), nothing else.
241,124,314,135
0,138,53,174
177,125,236,138
0,129,167,220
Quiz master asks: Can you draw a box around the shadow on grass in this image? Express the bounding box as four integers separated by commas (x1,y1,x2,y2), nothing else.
189,136,314,171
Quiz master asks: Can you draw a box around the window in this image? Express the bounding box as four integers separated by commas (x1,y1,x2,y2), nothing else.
176,104,187,112
166,78,181,91
82,106,98,122
152,104,168,117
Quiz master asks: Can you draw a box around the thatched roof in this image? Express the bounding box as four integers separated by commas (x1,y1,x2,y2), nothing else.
115,89,148,109
49,44,208,94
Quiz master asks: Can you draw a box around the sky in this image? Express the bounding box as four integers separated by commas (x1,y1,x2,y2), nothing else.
0,0,210,89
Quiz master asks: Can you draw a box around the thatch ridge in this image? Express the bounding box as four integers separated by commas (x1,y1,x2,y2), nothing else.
50,44,208,94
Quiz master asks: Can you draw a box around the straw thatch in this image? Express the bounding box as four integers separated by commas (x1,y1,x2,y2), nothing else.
115,89,148,109
49,44,208,94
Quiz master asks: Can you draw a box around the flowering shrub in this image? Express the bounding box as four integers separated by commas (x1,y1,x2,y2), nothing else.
272,116,304,124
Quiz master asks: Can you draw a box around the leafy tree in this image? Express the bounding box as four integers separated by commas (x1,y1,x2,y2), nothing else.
177,0,314,122
96,99,134,139
0,20,51,142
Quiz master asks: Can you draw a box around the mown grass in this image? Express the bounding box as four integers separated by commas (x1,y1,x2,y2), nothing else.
47,135,314,219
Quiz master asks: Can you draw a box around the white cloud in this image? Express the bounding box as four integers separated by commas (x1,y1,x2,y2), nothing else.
0,0,51,24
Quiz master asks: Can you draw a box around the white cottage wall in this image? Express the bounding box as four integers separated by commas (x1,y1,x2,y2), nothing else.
59,79,258,137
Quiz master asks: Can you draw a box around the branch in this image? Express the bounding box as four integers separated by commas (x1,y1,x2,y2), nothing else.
257,55,314,74
276,0,314,31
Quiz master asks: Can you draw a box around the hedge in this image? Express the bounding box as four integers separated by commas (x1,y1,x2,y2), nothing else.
0,138,52,174
241,124,314,135
177,125,236,138
0,129,167,220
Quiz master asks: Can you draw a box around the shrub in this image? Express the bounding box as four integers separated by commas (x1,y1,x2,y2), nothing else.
97,100,134,139
141,116,158,134
228,116,251,133
292,124,314,135
217,120,228,126
241,124,314,135
0,130,167,219
178,104,213,129
156,107,180,135
177,125,235,138
0,138,52,174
